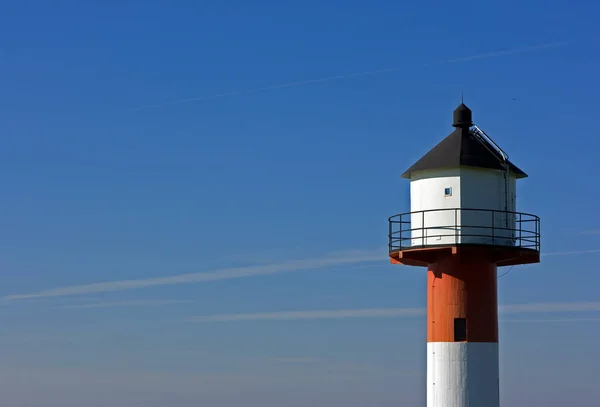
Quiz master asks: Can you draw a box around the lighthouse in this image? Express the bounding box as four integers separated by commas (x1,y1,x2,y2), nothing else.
388,103,540,407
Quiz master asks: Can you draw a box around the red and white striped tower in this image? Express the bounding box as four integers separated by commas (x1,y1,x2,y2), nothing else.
388,103,540,407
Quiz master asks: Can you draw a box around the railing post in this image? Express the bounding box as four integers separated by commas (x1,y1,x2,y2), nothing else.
388,218,392,252
491,210,495,245
399,215,403,250
422,211,425,247
537,218,540,252
519,213,522,247
454,209,458,244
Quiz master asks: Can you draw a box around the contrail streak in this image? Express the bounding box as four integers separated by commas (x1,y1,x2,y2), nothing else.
501,318,600,323
577,229,600,236
1,248,384,301
189,301,600,323
191,307,425,322
1,245,596,301
542,249,600,256
439,41,568,63
131,41,567,111
52,300,195,309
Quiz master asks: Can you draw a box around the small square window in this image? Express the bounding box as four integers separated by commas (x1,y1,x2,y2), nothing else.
444,187,452,196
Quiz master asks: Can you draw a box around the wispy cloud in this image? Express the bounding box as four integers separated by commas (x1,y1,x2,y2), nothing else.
131,41,567,110
500,301,600,313
2,248,384,301
3,246,598,302
542,249,600,256
440,41,568,63
53,300,196,309
272,356,419,375
501,318,600,323
577,229,600,236
274,357,323,365
190,307,424,322
190,301,600,323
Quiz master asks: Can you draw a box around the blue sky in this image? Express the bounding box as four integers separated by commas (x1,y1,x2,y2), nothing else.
1,0,599,405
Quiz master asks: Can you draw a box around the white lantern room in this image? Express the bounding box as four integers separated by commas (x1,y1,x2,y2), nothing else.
401,103,528,248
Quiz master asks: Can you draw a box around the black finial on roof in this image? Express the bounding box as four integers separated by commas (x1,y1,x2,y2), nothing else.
452,102,472,128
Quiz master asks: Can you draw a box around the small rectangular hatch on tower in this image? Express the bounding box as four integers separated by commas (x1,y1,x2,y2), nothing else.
454,318,467,341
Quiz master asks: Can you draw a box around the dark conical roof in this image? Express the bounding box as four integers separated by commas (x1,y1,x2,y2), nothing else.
401,104,527,179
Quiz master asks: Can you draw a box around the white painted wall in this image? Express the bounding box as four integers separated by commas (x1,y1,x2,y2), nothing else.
409,167,518,247
459,167,517,246
410,168,461,246
427,342,499,407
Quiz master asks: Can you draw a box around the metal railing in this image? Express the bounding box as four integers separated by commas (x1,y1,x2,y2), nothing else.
388,208,540,253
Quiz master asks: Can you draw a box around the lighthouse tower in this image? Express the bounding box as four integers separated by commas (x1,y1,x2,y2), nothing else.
388,103,540,407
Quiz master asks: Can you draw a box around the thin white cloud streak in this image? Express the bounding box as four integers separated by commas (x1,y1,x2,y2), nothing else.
2,246,598,302
191,307,425,322
131,41,567,110
577,229,600,236
275,357,323,365
440,41,568,63
501,301,600,313
2,249,384,301
190,301,600,323
542,249,600,256
501,318,600,323
53,300,195,309
271,356,407,375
